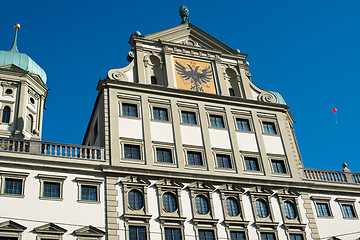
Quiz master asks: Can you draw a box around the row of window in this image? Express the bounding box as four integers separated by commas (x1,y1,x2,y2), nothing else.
123,144,288,174
120,102,278,135
313,197,358,219
0,173,102,202
128,226,304,240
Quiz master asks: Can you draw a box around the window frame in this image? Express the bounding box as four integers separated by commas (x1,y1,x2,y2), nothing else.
229,230,248,240
336,198,358,219
75,177,103,204
276,189,303,226
34,223,67,240
183,146,206,169
269,155,290,176
122,102,139,118
197,229,218,240
188,181,217,222
120,138,144,163
233,114,253,133
311,196,333,218
248,187,275,224
0,171,28,198
208,114,226,129
1,106,11,124
177,103,200,126
241,152,263,174
213,149,236,172
118,96,141,119
259,118,279,136
0,102,14,126
180,110,198,125
38,174,66,201
153,142,176,166
259,231,278,240
164,227,183,240
150,102,171,122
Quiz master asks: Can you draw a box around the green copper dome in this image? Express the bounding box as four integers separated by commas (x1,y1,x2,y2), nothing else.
0,24,47,84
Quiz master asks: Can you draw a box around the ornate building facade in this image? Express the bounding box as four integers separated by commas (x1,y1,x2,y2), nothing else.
0,7,360,240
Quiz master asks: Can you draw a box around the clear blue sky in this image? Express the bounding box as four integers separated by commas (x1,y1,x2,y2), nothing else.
1,0,359,172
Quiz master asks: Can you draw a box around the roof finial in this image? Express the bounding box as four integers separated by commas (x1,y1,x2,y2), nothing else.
179,5,189,24
9,23,20,53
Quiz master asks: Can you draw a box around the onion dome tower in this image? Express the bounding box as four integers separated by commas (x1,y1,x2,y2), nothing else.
0,24,48,139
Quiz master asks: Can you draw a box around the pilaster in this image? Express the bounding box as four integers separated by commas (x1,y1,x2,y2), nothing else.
141,95,153,167
198,102,215,172
238,66,252,100
170,99,184,170
135,46,146,84
300,192,320,240
163,48,175,88
105,176,119,240
214,57,227,96
15,81,28,135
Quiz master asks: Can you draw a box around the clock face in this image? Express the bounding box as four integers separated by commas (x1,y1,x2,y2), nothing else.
173,57,217,94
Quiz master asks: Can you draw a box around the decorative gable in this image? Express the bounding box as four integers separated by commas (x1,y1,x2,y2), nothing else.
34,223,67,235
187,181,215,191
247,186,273,195
218,184,244,193
156,178,184,188
73,225,105,237
121,176,151,186
0,220,26,232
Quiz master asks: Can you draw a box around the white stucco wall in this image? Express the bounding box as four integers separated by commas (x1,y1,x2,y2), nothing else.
0,166,105,240
151,121,174,143
262,135,285,155
119,117,143,140
180,125,203,146
209,128,231,149
236,132,259,152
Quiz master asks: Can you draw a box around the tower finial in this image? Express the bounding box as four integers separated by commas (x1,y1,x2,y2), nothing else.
9,23,20,52
179,5,189,24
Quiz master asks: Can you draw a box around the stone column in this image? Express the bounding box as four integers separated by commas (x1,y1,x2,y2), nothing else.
105,175,119,240
14,81,28,136
214,56,228,96
163,47,176,88
135,46,146,84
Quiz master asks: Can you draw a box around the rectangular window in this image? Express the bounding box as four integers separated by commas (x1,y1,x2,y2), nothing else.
122,103,138,117
216,154,232,169
342,204,356,218
236,119,250,131
4,178,22,195
263,122,276,134
230,231,246,240
81,185,98,202
165,228,182,240
260,233,275,240
153,107,168,121
316,203,331,217
210,115,224,128
271,160,286,174
244,157,260,171
198,230,215,240
43,181,60,198
181,111,197,124
129,226,146,240
124,144,141,160
289,234,304,240
187,151,203,166
156,148,172,163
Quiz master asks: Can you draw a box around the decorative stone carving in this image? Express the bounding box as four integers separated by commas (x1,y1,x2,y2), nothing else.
258,92,277,103
245,70,252,77
109,70,128,81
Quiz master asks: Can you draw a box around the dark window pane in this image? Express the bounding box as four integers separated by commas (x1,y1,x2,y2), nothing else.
4,178,22,195
151,76,157,84
283,201,296,219
290,234,304,240
122,103,138,117
217,154,231,168
230,231,246,240
210,115,224,128
124,144,141,160
153,107,168,121
129,226,146,240
272,160,286,173
165,228,181,240
229,88,235,96
187,151,203,166
316,203,330,216
244,157,259,171
226,197,239,216
163,192,177,212
199,230,215,240
342,204,355,218
182,111,196,124
81,185,98,201
255,199,269,217
236,119,250,131
261,233,275,240
2,106,10,123
128,189,143,210
43,182,60,198
263,122,276,134
156,148,172,163
195,195,209,214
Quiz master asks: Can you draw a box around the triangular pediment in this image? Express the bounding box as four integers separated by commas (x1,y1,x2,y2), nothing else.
0,220,26,232
73,225,105,237
218,184,244,193
121,176,151,186
188,181,215,190
248,186,273,195
276,188,300,197
156,179,184,188
144,23,241,55
34,223,67,234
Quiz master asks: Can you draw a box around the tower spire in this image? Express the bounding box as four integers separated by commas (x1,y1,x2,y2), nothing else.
9,23,20,53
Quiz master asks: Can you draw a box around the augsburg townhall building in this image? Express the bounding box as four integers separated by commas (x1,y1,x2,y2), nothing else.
0,6,359,240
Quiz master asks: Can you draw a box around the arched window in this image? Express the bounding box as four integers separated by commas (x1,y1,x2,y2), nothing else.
128,189,143,210
225,68,240,97
283,201,296,219
162,192,177,212
226,197,240,216
229,88,235,96
255,199,269,217
151,76,157,85
2,106,10,123
148,55,164,86
26,114,34,133
195,195,209,214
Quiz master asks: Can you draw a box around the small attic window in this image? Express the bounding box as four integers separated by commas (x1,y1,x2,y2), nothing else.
151,76,157,85
5,89,13,95
229,88,235,96
30,97,35,104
